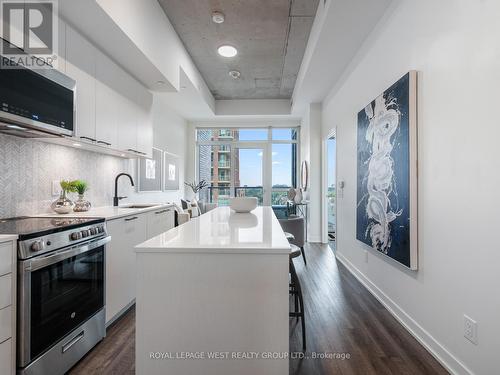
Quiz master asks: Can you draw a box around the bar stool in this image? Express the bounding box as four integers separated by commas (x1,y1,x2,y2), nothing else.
288,240,306,351
279,217,307,265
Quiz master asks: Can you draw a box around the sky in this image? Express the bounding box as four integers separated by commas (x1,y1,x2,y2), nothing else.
236,129,294,187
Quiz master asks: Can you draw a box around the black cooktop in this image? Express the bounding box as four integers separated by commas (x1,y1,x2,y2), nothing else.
0,216,105,240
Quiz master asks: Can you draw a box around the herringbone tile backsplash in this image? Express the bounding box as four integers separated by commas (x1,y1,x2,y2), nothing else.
0,134,181,218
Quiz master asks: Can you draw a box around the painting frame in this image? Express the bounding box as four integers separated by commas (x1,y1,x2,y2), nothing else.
356,71,418,270
137,147,163,193
163,151,180,191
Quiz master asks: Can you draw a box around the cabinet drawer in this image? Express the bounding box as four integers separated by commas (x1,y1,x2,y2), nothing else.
0,306,11,343
0,275,11,310
0,242,12,277
0,338,12,375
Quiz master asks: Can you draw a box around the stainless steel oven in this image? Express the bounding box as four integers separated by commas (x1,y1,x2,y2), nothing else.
16,224,110,375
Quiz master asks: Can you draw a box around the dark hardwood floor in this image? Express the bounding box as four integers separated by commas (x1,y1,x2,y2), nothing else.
69,243,448,375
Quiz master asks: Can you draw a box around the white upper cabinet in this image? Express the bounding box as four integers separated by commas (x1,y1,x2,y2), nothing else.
95,49,118,148
66,25,96,143
135,82,153,158
60,24,153,158
55,19,67,73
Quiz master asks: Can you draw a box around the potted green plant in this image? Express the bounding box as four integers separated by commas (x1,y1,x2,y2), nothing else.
73,180,91,212
51,180,78,214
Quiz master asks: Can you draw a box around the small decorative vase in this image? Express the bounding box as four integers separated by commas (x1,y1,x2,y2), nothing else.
51,191,75,214
294,188,303,204
73,194,91,212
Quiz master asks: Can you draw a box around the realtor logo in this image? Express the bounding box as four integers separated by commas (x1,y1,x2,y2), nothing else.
1,0,58,68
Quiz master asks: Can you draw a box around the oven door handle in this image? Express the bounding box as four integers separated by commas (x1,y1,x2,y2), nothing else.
27,236,111,272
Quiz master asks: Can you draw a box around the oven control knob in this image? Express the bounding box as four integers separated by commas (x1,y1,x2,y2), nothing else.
70,232,82,241
31,240,44,252
81,230,90,238
90,227,97,236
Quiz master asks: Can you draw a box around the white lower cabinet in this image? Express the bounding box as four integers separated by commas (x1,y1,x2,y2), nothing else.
0,239,15,375
146,208,175,239
0,306,11,343
105,214,147,324
0,338,12,375
105,208,176,324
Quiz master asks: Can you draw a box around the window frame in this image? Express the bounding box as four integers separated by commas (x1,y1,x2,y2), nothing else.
196,127,300,206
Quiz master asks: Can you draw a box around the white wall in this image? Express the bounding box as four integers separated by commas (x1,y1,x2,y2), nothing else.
300,103,322,242
128,93,188,204
321,0,500,374
96,0,214,111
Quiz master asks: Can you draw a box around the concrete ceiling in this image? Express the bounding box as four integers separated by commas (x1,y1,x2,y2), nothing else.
157,0,319,100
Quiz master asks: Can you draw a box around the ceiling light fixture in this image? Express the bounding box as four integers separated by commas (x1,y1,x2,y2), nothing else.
157,80,166,86
228,70,241,79
212,11,225,24
217,45,237,58
73,143,82,147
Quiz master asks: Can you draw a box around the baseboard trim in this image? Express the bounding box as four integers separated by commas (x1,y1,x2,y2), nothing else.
335,252,473,375
106,299,136,329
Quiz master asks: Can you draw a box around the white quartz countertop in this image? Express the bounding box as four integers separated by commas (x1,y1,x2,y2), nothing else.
35,203,174,221
136,206,290,254
0,234,18,241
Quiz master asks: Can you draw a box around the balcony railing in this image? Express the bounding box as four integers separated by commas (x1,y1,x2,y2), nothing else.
202,187,231,206
235,186,263,205
200,186,293,207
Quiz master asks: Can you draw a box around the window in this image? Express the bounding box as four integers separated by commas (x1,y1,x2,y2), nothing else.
238,129,268,141
197,128,299,206
272,128,298,141
272,143,297,205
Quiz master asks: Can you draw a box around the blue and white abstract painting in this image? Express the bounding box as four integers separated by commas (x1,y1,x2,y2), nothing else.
356,72,418,269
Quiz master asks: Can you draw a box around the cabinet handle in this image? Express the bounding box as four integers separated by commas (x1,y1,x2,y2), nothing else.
80,136,96,142
155,210,169,215
124,216,139,222
97,140,112,146
127,148,147,156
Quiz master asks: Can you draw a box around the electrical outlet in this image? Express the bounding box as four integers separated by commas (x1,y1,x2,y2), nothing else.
464,315,478,345
52,180,60,196
364,250,369,263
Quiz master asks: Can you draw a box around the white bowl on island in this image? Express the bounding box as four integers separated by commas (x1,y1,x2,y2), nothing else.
230,197,258,213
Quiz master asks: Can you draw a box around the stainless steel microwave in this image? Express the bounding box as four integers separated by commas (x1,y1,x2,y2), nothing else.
0,56,75,138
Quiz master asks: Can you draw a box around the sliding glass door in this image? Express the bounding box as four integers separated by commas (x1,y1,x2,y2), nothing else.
233,146,267,205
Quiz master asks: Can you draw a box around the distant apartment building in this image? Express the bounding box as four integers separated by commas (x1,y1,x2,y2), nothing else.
198,129,240,205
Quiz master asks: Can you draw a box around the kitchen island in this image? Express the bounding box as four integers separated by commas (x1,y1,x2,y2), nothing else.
135,206,290,375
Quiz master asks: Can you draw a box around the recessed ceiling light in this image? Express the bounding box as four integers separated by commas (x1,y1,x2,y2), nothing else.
73,143,82,147
212,11,225,24
157,80,166,85
229,70,241,79
218,45,237,58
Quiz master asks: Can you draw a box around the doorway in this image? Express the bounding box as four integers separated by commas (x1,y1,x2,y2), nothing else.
323,134,336,249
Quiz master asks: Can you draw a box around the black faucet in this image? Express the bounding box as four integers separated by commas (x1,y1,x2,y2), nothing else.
114,173,134,207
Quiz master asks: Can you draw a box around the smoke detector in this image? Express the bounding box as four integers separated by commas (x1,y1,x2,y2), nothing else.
229,70,241,79
212,11,225,24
